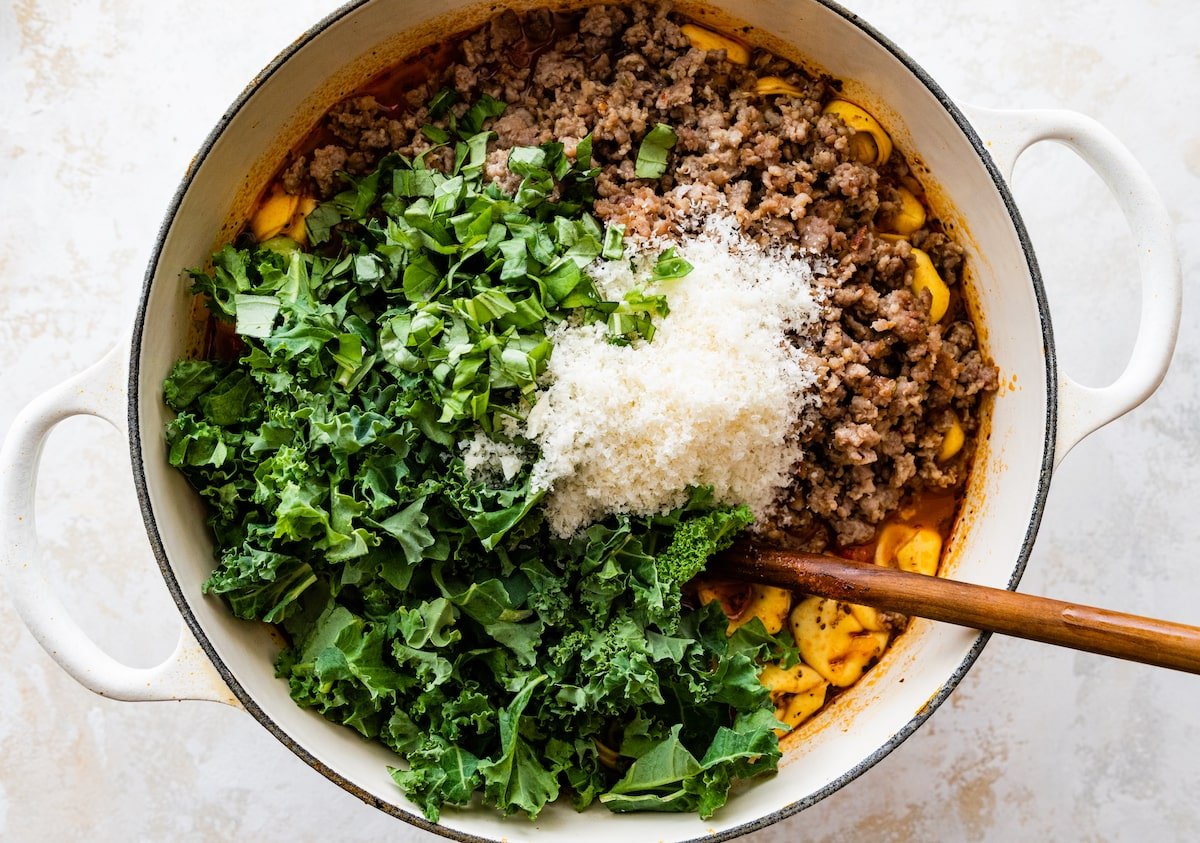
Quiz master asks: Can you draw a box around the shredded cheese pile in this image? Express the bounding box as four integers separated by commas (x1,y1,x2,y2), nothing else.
523,217,826,536
461,429,526,483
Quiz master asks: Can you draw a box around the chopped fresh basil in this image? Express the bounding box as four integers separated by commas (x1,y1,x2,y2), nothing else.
232,294,281,338
652,246,693,281
634,122,678,179
601,223,626,260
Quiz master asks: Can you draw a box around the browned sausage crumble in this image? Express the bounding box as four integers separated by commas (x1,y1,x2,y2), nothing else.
279,1,998,551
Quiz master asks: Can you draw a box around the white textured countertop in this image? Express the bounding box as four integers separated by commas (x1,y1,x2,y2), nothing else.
2,1,1198,839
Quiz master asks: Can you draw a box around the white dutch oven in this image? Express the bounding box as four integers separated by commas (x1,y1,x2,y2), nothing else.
0,0,1182,840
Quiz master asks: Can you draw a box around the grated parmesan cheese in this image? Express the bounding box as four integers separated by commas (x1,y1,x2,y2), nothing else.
524,216,826,536
461,430,526,483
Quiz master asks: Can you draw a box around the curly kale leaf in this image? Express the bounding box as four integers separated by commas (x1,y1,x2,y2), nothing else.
655,502,754,585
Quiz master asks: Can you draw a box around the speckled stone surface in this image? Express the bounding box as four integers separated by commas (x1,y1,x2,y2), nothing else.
2,1,1198,839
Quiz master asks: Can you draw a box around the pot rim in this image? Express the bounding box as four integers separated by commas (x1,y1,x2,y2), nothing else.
127,1,1059,839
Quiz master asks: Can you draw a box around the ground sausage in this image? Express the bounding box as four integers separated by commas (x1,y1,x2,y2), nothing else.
276,3,999,548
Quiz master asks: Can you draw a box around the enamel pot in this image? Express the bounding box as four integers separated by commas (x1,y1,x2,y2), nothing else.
0,0,1181,840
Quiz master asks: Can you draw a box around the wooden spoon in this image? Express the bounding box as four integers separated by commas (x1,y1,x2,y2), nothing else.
713,545,1200,675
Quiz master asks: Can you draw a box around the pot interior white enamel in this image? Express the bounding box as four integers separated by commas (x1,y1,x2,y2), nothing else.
130,1,1053,839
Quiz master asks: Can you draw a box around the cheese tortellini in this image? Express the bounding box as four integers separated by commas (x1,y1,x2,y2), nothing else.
700,511,949,736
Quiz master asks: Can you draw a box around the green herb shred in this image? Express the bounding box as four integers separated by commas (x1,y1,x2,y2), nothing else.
634,122,678,179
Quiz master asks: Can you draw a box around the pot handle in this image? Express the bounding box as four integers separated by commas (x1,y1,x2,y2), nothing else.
0,343,238,705
963,105,1182,467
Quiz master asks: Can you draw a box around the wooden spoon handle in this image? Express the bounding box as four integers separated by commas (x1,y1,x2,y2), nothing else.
716,548,1200,675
